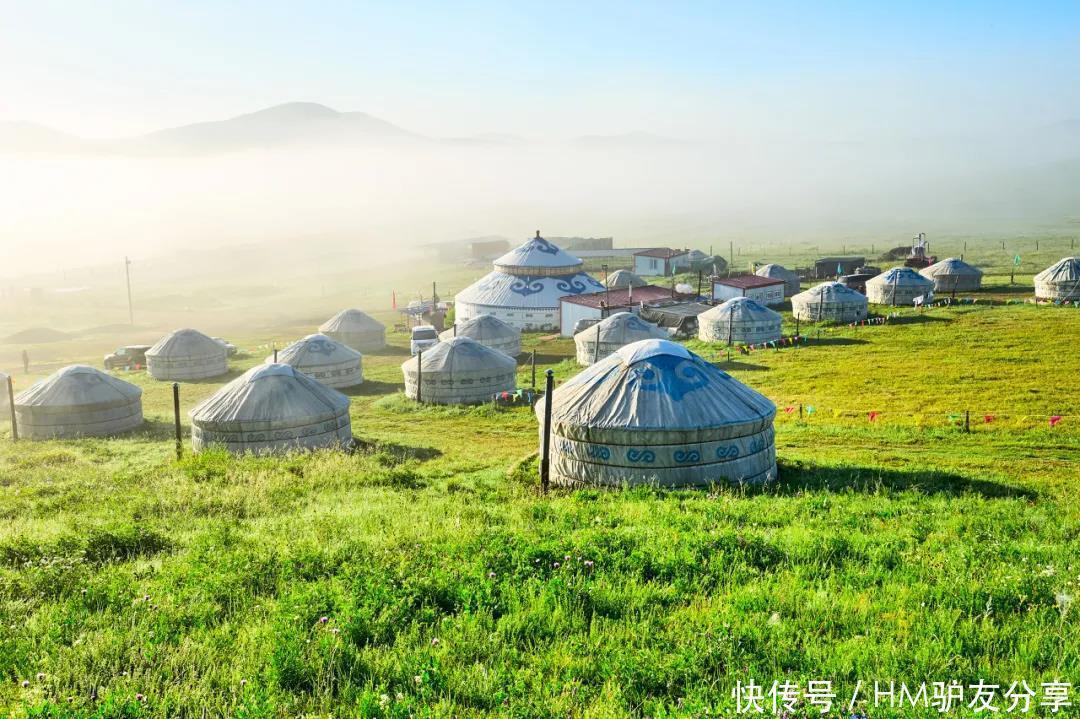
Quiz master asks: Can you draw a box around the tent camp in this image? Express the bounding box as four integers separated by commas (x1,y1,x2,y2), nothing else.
791,282,868,322
537,339,776,487
865,267,935,305
574,312,668,365
1034,257,1080,301
454,232,605,331
755,263,801,297
440,314,522,357
919,257,984,292
146,329,228,381
270,333,363,389
605,269,648,290
402,337,517,404
319,309,387,352
190,363,352,454
14,365,143,439
697,297,782,345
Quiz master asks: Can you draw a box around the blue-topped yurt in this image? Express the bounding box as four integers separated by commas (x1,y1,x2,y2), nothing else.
537,339,776,487
454,232,605,331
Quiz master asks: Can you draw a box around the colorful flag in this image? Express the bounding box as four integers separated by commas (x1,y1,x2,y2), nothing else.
1013,254,1022,267
984,414,995,423
1049,415,1063,427
784,406,795,414
806,405,816,416
868,411,879,422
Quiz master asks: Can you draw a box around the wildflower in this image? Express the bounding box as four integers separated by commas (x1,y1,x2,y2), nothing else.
564,555,571,561
330,628,340,634
488,571,496,579
21,680,29,688
768,611,781,625
379,694,390,706
136,693,145,702
1041,565,1056,577
583,560,594,568
396,692,404,701
319,616,329,624
1056,592,1074,614
143,595,150,602
553,562,560,569
81,589,87,595
414,675,423,685
431,637,440,646
36,673,45,681
240,679,247,687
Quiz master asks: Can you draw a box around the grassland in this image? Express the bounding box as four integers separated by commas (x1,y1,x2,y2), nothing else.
0,235,1078,717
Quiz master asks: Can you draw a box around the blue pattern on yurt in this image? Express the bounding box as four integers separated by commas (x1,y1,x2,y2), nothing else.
628,354,710,401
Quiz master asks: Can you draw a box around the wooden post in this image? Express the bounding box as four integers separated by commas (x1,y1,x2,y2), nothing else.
540,369,554,495
416,350,423,403
799,403,804,420
172,383,181,459
593,322,601,365
273,347,278,363
7,375,17,441
530,350,536,389
964,410,970,434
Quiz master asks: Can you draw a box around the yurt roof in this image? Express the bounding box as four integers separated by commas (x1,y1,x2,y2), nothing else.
493,234,584,273
921,257,983,277
868,267,934,288
441,314,520,343
700,297,782,323
455,269,605,309
190,364,348,423
606,269,648,289
276,334,361,367
403,337,516,373
756,264,799,281
575,312,668,343
793,281,868,304
320,309,385,333
546,339,775,432
1035,257,1080,283
15,365,141,407
147,328,224,358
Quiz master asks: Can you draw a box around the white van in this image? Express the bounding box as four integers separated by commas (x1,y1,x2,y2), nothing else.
410,325,439,356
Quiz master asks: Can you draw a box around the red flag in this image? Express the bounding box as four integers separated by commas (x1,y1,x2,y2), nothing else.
868,411,879,422
1049,415,1063,427
983,414,995,423
784,406,795,414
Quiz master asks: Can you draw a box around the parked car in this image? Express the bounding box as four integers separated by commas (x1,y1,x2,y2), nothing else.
103,345,152,370
410,325,439,356
212,337,238,356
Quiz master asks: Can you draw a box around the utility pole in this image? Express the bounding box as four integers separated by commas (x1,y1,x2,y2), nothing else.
125,256,134,325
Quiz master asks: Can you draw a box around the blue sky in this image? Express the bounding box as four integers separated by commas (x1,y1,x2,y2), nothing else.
2,0,1079,138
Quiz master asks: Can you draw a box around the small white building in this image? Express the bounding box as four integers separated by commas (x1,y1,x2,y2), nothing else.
711,276,786,306
558,285,679,337
633,248,690,277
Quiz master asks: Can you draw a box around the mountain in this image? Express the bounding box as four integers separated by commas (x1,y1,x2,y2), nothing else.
0,102,423,156
130,102,421,154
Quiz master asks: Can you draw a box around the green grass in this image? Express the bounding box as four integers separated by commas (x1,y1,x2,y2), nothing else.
1,250,1079,717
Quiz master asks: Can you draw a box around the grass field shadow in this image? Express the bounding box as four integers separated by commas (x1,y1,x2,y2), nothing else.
769,459,1038,499
344,379,402,397
892,314,952,324
716,360,770,372
368,345,411,357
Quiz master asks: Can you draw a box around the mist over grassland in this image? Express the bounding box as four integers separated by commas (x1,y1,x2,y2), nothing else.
1,103,1079,283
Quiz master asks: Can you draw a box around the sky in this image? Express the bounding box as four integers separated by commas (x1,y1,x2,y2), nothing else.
2,0,1079,140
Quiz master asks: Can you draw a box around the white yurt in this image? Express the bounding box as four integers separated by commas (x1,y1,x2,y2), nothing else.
189,364,352,454
865,267,935,305
454,232,605,331
574,312,668,366
791,282,869,322
319,309,387,352
537,339,776,487
606,269,647,290
1034,257,1080,301
146,329,228,381
698,297,783,345
269,333,363,389
755,264,801,297
919,257,984,292
402,337,517,404
13,365,143,439
441,314,521,357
